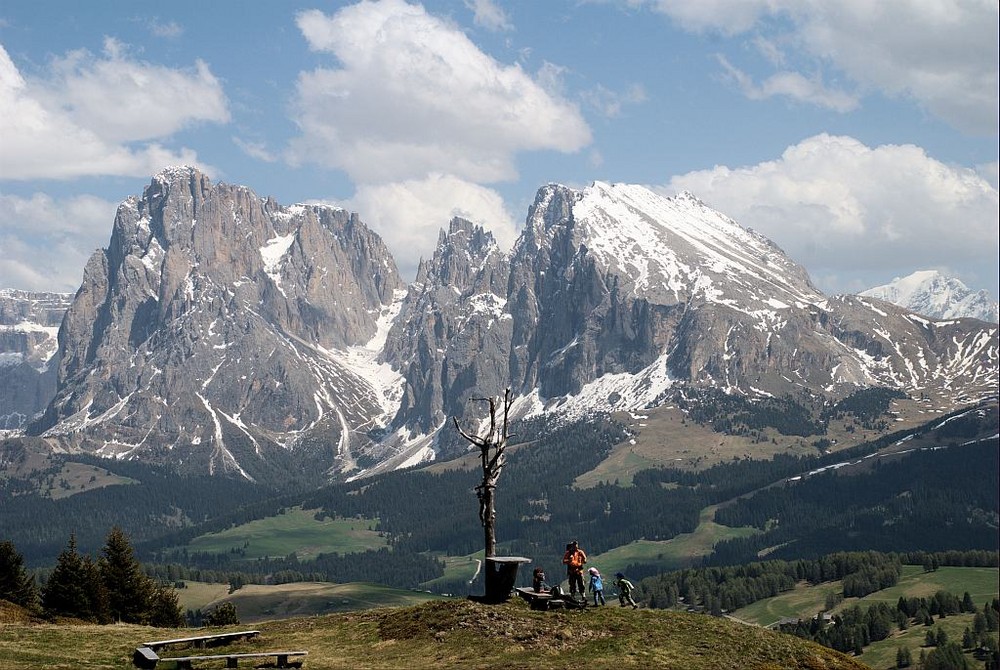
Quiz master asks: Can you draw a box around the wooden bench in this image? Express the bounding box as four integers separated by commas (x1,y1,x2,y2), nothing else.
143,630,261,651
515,587,562,611
133,646,307,669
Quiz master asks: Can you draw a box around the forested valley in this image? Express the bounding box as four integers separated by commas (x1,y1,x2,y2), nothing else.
1,397,996,601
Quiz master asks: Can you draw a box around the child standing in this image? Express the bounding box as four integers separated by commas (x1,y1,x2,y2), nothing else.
614,572,638,609
588,567,606,606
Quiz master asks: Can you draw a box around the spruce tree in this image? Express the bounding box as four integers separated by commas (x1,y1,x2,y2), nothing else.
41,535,108,622
148,582,185,628
99,526,152,623
0,540,38,610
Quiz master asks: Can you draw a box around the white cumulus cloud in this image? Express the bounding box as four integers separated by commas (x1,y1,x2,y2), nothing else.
0,192,117,291
335,174,517,281
287,0,591,183
465,0,513,32
645,0,999,134
661,134,1000,294
0,41,228,181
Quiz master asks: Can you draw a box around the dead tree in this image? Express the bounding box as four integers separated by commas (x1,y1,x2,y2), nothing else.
452,388,514,558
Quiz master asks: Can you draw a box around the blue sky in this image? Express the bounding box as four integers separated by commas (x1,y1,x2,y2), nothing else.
1,0,997,298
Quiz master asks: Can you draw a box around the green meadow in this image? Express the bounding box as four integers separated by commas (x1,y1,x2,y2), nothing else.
182,507,386,561
588,505,759,577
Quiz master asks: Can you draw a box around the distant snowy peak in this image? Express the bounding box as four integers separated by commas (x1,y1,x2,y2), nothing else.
860,270,999,323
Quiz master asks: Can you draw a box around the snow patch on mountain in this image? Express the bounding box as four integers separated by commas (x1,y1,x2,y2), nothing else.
573,183,823,311
525,352,675,421
323,288,407,420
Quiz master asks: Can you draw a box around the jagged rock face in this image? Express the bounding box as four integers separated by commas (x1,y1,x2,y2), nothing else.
382,218,511,433
0,290,72,429
14,173,999,482
860,270,999,323
386,182,998,437
33,167,404,483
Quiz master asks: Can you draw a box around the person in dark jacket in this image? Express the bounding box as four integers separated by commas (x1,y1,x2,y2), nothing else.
532,566,548,593
614,572,638,609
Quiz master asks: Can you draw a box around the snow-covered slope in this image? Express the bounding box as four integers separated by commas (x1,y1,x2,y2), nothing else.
572,184,822,308
860,270,998,323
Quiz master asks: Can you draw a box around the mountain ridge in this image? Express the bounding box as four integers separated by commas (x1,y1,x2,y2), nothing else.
5,167,998,484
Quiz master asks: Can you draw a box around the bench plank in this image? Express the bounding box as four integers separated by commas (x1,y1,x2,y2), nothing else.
144,630,260,649
144,630,260,650
163,650,307,669
514,586,552,600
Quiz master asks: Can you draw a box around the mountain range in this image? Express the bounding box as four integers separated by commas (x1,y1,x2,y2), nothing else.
860,269,999,323
0,290,72,430
2,167,997,485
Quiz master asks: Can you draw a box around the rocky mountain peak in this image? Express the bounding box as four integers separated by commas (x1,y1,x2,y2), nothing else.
31,171,405,483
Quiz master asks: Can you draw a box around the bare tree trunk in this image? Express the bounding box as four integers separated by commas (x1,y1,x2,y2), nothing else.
453,388,514,559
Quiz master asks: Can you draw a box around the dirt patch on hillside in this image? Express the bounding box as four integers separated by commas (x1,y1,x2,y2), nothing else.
376,599,609,651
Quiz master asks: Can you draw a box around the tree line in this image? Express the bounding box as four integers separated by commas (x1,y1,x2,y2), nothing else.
637,551,905,614
778,595,999,667
0,530,183,627
708,437,999,565
135,406,995,594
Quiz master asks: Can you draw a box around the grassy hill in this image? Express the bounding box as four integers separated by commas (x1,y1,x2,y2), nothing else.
179,581,442,622
0,597,870,670
732,566,1000,628
731,565,1000,670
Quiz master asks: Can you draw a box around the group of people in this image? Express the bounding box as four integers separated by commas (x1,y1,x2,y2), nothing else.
531,540,638,608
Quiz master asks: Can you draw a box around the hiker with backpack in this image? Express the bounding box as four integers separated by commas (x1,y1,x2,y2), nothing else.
562,540,587,600
614,572,638,609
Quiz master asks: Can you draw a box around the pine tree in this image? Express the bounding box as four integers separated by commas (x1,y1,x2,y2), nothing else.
204,602,240,626
148,582,185,628
0,540,38,610
922,641,971,670
895,645,912,668
961,591,976,613
41,535,108,622
99,527,153,623
81,555,111,624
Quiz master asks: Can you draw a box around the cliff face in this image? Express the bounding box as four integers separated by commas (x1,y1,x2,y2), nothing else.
34,167,404,483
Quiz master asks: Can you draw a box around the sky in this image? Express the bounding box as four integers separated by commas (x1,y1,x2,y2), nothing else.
1,0,997,299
